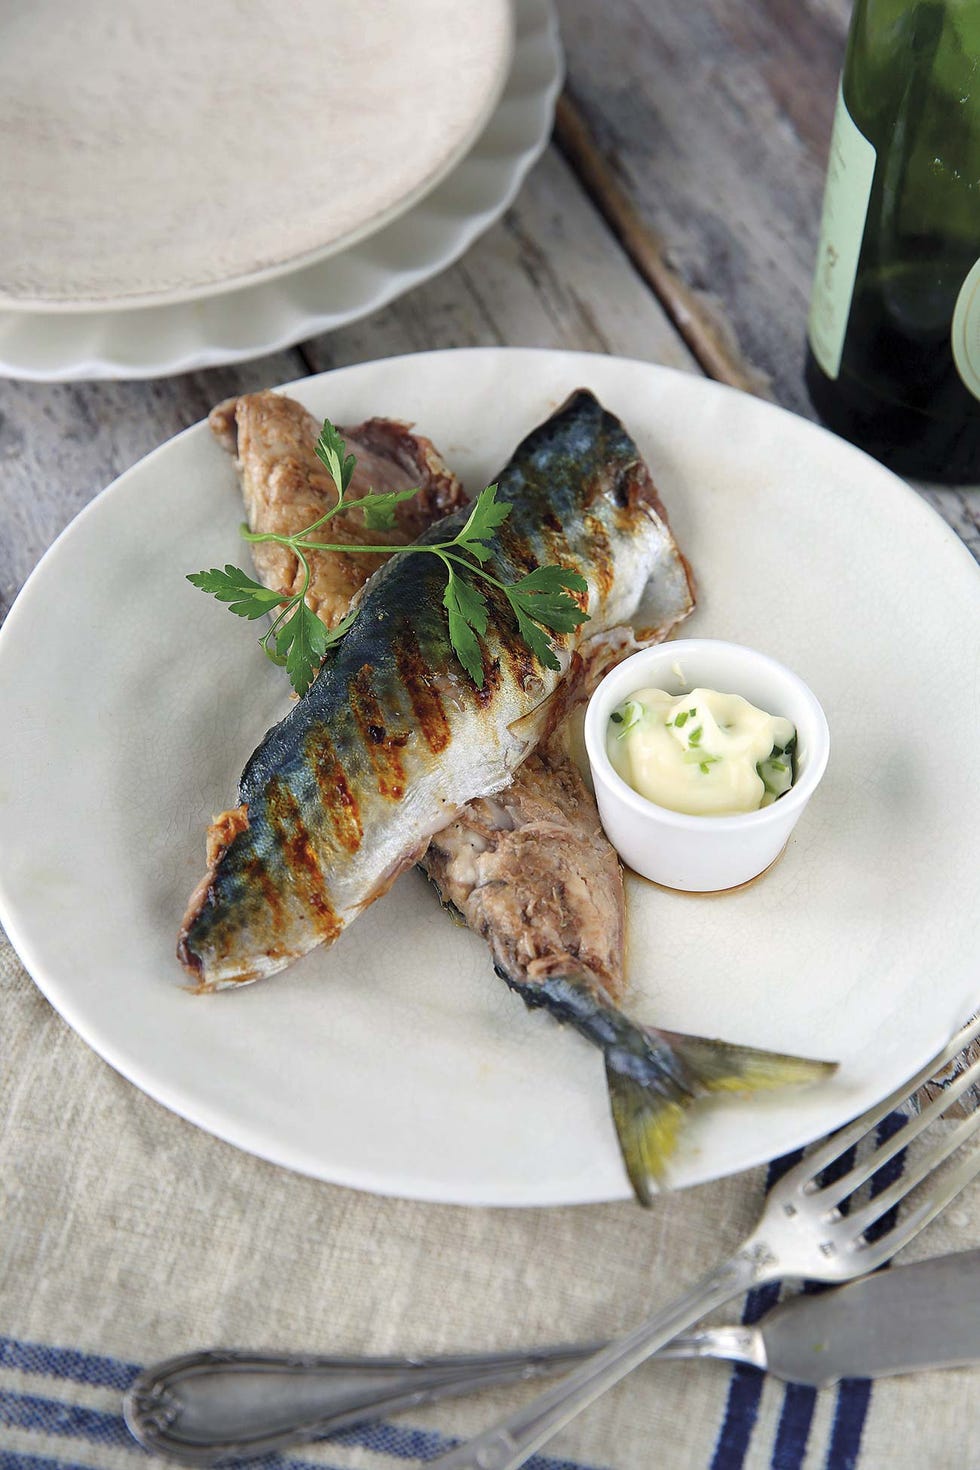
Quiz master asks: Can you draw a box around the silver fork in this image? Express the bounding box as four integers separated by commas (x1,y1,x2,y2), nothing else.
429,1013,980,1470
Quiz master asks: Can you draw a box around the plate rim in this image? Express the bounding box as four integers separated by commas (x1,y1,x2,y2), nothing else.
1,346,978,1207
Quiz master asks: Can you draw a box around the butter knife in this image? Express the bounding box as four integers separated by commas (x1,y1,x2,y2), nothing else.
125,1248,980,1466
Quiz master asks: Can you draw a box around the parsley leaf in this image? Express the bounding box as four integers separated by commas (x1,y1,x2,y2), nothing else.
510,602,562,671
508,581,588,634
443,570,489,685
359,486,424,531
501,566,588,672
187,565,284,620
274,599,330,698
455,483,510,554
314,421,357,499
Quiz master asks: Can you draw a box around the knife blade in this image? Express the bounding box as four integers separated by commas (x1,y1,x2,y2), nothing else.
667,1246,980,1386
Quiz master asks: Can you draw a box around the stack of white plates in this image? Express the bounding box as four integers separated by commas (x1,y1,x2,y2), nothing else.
0,0,560,381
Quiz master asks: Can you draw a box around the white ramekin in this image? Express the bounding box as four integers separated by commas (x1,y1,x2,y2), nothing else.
583,639,830,892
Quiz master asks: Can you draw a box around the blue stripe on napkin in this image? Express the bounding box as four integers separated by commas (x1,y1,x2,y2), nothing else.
824,1381,872,1470
824,1110,910,1470
0,1340,136,1393
708,1149,804,1470
0,1390,129,1450
767,1141,859,1469
0,1451,110,1470
769,1382,817,1470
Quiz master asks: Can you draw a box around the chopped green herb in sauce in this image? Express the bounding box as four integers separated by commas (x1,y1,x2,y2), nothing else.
607,686,797,816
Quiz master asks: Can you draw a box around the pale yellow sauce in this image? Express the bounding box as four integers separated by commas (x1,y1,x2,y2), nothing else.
606,686,796,816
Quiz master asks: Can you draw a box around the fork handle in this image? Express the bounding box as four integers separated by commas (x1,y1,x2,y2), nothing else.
428,1246,773,1470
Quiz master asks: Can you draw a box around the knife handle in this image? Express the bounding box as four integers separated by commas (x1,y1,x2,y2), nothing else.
122,1343,602,1467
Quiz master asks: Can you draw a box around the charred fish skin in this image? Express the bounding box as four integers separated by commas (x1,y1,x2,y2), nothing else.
179,390,680,989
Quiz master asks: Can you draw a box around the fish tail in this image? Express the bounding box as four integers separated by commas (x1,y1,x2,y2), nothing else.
606,1024,836,1206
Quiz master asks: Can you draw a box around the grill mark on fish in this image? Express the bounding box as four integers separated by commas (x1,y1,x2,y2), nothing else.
392,636,452,752
494,518,541,579
583,514,614,601
265,776,342,943
474,656,506,706
349,664,408,801
239,851,287,934
304,729,363,853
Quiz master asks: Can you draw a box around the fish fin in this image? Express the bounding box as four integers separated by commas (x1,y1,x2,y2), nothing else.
658,1031,838,1096
604,1064,684,1207
606,1032,836,1206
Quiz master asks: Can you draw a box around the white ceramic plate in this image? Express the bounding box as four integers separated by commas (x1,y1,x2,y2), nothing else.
0,0,512,310
1,349,978,1207
0,1,558,381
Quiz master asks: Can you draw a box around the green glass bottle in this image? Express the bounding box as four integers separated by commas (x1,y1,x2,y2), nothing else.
806,1,980,483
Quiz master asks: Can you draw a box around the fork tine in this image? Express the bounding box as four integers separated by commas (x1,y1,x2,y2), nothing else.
816,1049,980,1210
776,1013,980,1193
846,1101,980,1240
855,1114,980,1270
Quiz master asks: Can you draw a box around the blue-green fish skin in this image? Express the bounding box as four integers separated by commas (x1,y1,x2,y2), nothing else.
178,390,693,989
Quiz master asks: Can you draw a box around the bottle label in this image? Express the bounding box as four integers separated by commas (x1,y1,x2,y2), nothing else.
807,86,877,380
951,257,980,403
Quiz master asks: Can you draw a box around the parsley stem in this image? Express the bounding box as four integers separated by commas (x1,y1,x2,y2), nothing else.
243,528,428,558
260,549,311,653
289,489,399,537
440,548,510,590
242,531,500,575
288,493,343,537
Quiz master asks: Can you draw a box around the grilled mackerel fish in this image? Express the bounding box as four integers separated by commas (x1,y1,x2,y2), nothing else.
179,389,692,988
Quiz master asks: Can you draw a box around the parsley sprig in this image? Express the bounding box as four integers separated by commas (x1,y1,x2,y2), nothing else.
188,419,588,697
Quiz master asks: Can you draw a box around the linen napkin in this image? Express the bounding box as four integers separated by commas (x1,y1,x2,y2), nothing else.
2,927,978,1470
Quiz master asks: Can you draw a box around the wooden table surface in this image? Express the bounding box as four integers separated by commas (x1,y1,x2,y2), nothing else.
1,0,977,626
